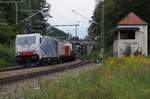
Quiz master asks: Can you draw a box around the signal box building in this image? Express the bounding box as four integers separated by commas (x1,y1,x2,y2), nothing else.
113,12,148,57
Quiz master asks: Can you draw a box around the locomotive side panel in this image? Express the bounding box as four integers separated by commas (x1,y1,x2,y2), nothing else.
40,36,58,58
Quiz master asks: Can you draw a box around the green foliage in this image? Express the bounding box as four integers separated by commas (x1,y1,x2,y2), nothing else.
24,70,102,99
0,0,50,34
90,49,99,59
100,56,150,99
0,44,16,67
22,56,150,99
0,25,16,67
0,0,52,67
89,0,150,54
0,25,16,44
47,26,69,40
124,46,132,56
134,48,143,56
0,0,67,67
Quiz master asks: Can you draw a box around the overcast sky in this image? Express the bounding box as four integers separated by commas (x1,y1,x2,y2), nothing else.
47,0,95,38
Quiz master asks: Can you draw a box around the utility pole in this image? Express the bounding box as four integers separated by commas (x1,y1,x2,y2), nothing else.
100,0,105,59
15,2,18,25
27,0,32,33
72,4,105,60
75,25,78,37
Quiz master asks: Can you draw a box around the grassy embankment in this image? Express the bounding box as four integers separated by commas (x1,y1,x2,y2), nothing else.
14,56,150,99
0,25,17,67
0,44,16,67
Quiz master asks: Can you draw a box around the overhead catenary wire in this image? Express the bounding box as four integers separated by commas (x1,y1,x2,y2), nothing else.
72,6,105,59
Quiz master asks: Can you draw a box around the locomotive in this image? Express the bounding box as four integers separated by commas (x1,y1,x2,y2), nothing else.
15,33,76,65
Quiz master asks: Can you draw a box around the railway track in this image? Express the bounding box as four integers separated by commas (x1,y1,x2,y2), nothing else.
0,65,25,72
0,61,76,72
0,62,64,72
0,60,89,85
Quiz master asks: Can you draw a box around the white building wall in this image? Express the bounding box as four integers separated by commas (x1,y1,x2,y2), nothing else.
143,26,148,55
113,25,148,57
136,25,148,55
113,40,118,56
117,40,139,57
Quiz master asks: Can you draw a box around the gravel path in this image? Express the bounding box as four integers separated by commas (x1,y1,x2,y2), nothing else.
0,63,100,98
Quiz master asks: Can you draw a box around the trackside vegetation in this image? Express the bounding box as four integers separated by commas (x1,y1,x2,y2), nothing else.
17,56,150,99
0,25,17,67
0,44,16,67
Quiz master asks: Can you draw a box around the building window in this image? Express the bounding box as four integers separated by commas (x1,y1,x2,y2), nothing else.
120,31,135,39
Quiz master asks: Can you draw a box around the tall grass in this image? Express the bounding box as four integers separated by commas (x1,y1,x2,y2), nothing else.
21,56,150,99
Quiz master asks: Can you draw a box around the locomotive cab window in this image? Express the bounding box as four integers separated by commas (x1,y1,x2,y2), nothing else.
16,36,36,45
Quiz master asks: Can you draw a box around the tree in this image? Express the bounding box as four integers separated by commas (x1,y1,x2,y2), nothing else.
89,0,150,55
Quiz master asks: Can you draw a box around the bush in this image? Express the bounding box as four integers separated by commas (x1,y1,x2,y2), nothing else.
0,44,16,67
0,25,16,45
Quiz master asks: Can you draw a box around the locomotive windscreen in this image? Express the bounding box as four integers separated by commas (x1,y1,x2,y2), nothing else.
16,36,36,45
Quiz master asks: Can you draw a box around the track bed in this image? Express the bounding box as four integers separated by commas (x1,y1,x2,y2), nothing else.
0,60,88,84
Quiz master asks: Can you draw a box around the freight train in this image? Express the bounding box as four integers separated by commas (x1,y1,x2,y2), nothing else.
15,33,76,66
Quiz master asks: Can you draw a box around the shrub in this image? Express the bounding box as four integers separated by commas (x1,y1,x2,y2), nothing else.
0,44,16,67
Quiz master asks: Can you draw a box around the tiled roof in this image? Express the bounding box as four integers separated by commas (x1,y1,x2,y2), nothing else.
118,12,148,25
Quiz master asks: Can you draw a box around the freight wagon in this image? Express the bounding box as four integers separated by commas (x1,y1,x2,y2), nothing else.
15,33,75,66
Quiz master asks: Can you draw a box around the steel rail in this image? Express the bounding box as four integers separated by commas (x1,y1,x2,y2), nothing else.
0,60,89,85
0,65,24,72
0,60,82,72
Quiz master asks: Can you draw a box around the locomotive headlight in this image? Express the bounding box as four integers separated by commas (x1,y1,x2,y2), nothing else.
33,51,36,54
17,52,20,55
